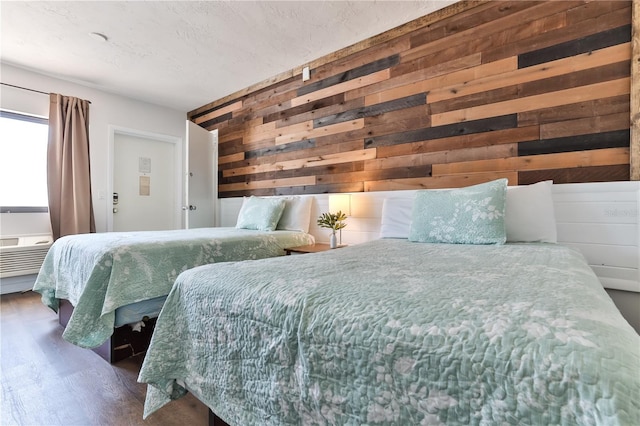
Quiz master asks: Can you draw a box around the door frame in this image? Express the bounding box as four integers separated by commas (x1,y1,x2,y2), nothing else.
107,125,183,232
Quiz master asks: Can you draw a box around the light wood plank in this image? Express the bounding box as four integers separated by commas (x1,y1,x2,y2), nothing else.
275,119,365,146
428,43,631,104
219,152,244,165
432,148,630,175
365,144,514,171
223,149,376,177
363,53,500,106
364,171,517,191
290,70,390,107
540,112,629,140
219,176,316,192
193,100,243,125
431,78,631,126
352,53,483,103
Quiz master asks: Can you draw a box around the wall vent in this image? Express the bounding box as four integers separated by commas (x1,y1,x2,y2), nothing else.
0,235,52,278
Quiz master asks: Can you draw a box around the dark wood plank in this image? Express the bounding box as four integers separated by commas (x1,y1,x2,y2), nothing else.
518,129,629,156
245,138,316,160
262,93,345,124
365,114,518,148
518,94,630,127
296,55,400,96
518,164,630,184
518,24,632,68
200,112,233,129
313,93,426,128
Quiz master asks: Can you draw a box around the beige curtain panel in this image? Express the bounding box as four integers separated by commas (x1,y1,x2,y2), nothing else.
47,93,96,240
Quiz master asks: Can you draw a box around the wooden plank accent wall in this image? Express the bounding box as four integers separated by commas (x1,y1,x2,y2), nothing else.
188,0,633,198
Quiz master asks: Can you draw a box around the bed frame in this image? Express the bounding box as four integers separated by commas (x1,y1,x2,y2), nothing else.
58,299,157,363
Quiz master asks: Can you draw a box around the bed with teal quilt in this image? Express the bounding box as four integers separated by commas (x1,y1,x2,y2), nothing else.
32,227,314,357
139,239,640,425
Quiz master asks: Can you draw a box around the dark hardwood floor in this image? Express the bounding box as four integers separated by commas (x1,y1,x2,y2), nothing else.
1,291,209,426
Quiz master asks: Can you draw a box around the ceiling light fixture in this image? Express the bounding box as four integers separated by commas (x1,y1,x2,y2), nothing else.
89,32,108,42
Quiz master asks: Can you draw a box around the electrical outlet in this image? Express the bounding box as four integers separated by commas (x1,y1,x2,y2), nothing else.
302,66,310,82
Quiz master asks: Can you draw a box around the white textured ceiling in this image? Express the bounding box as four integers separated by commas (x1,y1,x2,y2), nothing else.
1,1,457,112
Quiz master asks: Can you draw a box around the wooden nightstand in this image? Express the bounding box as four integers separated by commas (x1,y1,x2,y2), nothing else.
284,243,346,255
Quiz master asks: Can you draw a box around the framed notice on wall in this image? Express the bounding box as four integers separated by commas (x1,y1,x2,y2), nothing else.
139,176,150,196
139,157,151,173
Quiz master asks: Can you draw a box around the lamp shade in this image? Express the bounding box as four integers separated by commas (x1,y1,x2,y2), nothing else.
329,194,351,216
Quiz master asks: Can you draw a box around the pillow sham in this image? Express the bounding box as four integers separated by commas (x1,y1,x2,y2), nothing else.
506,180,557,243
408,178,508,245
379,198,414,239
235,196,286,231
276,196,313,233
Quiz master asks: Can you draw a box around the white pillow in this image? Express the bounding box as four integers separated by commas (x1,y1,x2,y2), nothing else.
379,198,414,239
276,196,313,233
235,196,286,231
505,181,557,243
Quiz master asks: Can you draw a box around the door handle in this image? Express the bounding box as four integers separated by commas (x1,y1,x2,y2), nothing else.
182,205,197,211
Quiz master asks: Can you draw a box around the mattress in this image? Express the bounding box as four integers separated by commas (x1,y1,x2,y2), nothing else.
139,239,640,424
33,227,314,348
114,296,166,328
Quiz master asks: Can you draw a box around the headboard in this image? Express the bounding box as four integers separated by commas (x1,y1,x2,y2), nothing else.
219,181,640,293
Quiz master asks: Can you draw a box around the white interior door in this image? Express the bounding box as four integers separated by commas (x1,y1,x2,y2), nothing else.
185,121,218,228
113,132,180,231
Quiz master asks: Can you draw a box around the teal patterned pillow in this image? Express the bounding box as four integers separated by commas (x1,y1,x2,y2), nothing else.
408,179,508,245
236,196,286,231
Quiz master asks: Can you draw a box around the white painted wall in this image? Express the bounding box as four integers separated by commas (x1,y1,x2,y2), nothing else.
0,63,186,235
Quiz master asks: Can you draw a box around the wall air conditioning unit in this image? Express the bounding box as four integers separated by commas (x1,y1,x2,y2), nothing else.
0,234,53,278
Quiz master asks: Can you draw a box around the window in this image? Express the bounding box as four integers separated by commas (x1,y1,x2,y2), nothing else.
0,111,49,213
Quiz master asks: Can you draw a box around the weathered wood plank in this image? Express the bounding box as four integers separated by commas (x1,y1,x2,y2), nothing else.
193,101,243,125
431,78,630,127
540,112,629,140
205,0,632,199
518,94,629,127
376,126,539,158
350,53,483,103
316,165,433,185
314,94,426,128
245,139,316,160
483,4,631,63
364,171,518,192
518,129,629,156
220,162,365,185
290,70,391,107
263,94,345,125
428,43,630,104
518,24,631,68
223,149,376,178
297,55,399,96
366,144,516,172
366,114,518,148
519,164,630,185
432,147,630,175
275,119,365,146
219,176,316,192
219,152,244,165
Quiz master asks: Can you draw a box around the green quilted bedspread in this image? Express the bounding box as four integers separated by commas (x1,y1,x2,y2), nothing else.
139,239,640,425
32,227,314,348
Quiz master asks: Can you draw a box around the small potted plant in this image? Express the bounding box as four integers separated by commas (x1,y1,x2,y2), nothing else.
317,211,347,248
